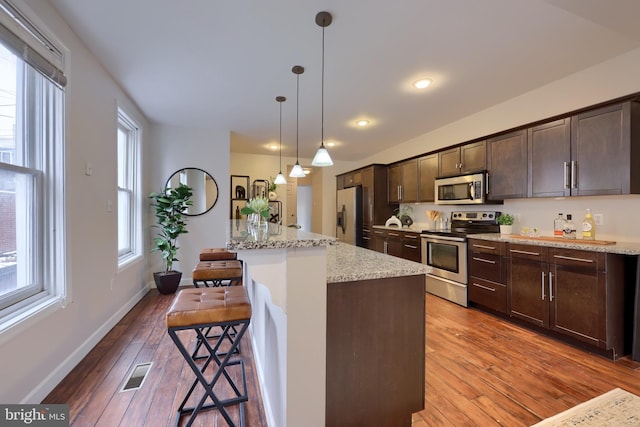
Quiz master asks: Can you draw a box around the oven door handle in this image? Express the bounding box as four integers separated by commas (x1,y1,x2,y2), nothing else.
421,234,465,243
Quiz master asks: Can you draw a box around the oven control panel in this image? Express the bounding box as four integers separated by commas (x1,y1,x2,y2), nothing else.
451,211,500,223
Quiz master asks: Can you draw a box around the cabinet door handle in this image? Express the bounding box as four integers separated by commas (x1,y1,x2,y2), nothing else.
472,257,496,264
541,272,546,300
563,161,569,189
363,236,370,240
510,249,540,256
553,254,594,263
405,235,418,239
383,241,388,254
473,244,495,250
485,172,490,194
388,232,400,237
549,272,554,302
472,282,496,292
404,244,418,249
363,228,370,233
571,161,577,189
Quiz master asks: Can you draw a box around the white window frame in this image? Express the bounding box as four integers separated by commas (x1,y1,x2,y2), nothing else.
0,0,67,338
117,107,142,268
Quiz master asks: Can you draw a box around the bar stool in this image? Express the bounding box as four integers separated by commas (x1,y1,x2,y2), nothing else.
200,248,237,262
192,260,243,287
166,287,251,427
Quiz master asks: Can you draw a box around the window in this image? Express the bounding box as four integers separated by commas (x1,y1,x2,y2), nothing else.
117,108,141,266
0,1,66,331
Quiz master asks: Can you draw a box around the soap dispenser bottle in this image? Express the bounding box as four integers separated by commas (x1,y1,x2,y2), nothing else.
582,209,595,240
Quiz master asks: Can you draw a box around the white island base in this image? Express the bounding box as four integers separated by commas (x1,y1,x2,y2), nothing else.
236,245,328,427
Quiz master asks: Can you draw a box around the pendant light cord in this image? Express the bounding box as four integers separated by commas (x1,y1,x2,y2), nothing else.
321,23,325,148
296,72,300,159
279,100,283,170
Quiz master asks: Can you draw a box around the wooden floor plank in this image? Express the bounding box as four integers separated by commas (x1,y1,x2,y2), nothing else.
43,289,640,427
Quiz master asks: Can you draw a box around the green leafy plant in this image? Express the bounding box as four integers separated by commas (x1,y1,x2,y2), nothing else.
241,196,271,219
497,213,515,225
149,183,193,272
268,177,278,192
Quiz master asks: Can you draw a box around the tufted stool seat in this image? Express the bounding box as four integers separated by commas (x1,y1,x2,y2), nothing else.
192,260,243,287
199,247,237,262
166,287,251,427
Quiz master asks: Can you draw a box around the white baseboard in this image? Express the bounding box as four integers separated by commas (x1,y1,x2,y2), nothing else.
24,285,151,403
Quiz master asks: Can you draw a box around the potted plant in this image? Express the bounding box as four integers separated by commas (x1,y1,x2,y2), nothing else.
149,183,193,294
497,213,515,235
268,177,278,201
241,196,271,226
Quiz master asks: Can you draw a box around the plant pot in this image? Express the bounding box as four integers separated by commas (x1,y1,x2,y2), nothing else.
500,225,513,235
153,271,182,294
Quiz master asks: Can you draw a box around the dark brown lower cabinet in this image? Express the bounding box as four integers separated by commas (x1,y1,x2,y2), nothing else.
507,243,626,359
326,275,425,426
402,232,422,262
468,239,507,314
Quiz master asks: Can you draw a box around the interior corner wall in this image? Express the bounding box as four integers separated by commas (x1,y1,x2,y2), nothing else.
147,124,230,280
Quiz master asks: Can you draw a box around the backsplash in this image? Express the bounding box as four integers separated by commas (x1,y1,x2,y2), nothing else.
402,194,640,243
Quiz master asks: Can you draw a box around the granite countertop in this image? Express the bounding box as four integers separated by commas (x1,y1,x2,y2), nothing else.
226,221,336,250
326,242,430,283
469,233,640,255
371,224,434,233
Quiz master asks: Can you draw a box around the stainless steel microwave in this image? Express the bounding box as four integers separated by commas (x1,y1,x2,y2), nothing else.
435,172,487,205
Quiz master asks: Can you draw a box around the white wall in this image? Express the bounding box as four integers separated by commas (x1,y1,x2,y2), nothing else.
147,125,230,278
0,0,150,403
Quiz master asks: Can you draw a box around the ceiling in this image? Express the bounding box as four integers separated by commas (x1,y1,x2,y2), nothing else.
48,0,640,162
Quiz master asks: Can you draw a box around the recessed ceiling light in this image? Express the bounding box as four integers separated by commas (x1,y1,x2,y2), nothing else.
356,120,369,127
326,141,336,147
269,143,279,150
413,79,432,89
303,168,311,175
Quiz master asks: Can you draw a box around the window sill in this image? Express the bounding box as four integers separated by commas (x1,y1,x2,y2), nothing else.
0,295,64,346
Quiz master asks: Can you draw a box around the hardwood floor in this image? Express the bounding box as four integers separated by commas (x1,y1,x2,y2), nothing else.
413,294,640,427
43,289,268,427
43,289,640,426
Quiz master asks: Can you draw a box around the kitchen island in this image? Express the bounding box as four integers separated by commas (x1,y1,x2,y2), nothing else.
226,221,429,427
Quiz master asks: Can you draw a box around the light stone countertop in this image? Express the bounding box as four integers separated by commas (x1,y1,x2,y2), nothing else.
326,242,430,283
469,233,640,256
226,221,336,250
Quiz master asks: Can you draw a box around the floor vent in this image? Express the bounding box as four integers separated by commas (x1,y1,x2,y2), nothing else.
121,362,152,392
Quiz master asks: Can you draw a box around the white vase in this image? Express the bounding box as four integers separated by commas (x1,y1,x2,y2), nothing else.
500,225,513,235
268,191,278,201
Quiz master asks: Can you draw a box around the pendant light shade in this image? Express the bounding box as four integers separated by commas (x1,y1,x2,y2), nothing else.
274,96,288,185
311,11,334,167
290,65,307,178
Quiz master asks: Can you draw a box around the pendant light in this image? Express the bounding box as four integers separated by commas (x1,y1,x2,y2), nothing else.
289,65,306,178
274,96,288,185
311,11,334,167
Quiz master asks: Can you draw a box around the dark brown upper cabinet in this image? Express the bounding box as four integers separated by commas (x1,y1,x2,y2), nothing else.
527,118,571,198
417,154,438,202
570,101,640,196
388,159,418,204
486,130,528,200
438,140,486,178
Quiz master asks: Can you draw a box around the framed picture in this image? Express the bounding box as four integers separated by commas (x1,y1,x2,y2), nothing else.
231,199,248,220
230,175,249,200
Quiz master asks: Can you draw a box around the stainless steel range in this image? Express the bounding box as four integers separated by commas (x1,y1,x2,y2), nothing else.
421,211,500,307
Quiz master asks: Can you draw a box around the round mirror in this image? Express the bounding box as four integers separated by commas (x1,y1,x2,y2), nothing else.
165,168,218,216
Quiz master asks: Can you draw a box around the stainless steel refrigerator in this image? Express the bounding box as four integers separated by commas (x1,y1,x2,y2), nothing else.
336,186,362,246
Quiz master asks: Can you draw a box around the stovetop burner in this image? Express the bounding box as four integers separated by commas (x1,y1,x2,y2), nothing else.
423,210,501,238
